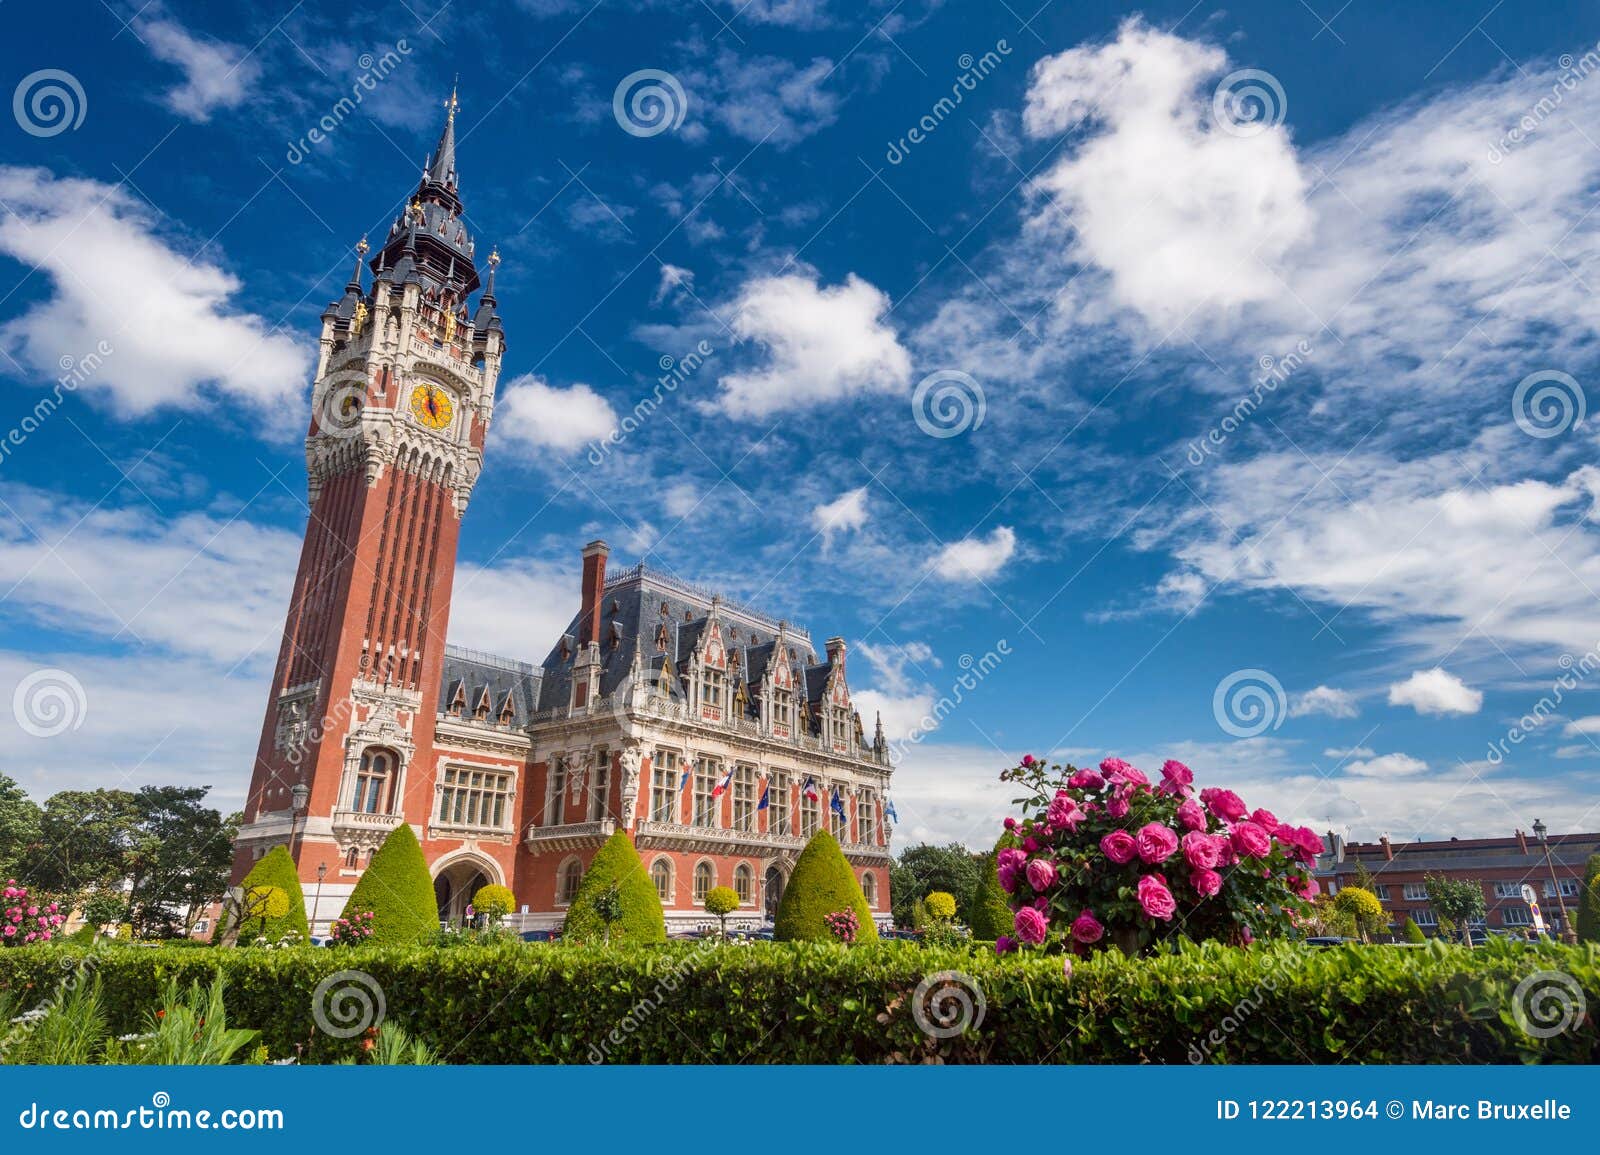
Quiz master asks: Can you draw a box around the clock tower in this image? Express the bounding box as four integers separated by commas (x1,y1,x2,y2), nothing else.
234,91,506,886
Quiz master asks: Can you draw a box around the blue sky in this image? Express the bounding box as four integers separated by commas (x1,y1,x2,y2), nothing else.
4,0,1600,848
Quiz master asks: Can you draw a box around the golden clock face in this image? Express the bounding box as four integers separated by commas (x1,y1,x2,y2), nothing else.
409,384,454,430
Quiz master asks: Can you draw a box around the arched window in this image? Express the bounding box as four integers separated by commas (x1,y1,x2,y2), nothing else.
344,847,359,869
651,858,673,904
693,861,713,903
557,858,584,905
352,748,395,813
861,871,877,907
733,863,753,904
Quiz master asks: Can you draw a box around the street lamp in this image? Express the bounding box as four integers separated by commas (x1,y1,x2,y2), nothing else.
314,862,328,938
289,781,310,863
1532,819,1578,945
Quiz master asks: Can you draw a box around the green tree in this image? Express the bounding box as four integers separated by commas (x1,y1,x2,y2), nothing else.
967,853,1013,941
1331,886,1387,943
340,824,437,945
1400,915,1428,943
704,886,739,936
125,787,237,937
1577,854,1600,945
80,892,126,939
22,789,141,900
1423,874,1486,946
775,830,877,943
889,842,980,927
222,846,308,944
0,774,41,881
924,891,957,920
563,831,665,945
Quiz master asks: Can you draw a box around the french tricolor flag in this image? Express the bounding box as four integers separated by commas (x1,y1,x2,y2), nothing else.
802,774,819,802
711,765,734,796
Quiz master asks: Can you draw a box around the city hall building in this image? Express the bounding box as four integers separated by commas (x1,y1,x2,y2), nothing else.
232,97,896,934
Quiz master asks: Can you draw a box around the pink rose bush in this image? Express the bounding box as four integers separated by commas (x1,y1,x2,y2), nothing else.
995,758,1322,955
1,882,63,946
329,910,375,945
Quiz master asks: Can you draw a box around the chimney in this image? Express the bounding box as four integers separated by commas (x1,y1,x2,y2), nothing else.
579,540,609,646
826,636,847,670
1326,830,1344,863
1516,828,1528,855
1380,835,1393,861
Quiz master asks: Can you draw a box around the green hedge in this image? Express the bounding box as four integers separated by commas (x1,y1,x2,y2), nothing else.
1578,854,1600,945
0,939,1592,1064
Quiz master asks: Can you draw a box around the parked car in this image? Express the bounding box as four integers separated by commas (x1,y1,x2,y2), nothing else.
518,929,559,943
1304,936,1358,948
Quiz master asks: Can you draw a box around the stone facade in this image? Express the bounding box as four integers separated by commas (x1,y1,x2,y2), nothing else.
232,97,894,934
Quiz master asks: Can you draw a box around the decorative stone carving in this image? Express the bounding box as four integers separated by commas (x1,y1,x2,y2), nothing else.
618,741,643,829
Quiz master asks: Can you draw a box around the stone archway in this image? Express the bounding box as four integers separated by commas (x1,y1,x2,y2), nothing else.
763,864,785,922
432,854,499,927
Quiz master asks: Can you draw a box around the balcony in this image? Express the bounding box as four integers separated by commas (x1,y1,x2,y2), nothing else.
523,819,615,855
635,820,805,856
330,809,407,844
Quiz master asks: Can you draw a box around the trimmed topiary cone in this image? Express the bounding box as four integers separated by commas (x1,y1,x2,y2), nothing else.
775,830,877,943
968,852,1013,942
340,823,438,944
1577,853,1600,944
225,845,309,942
562,829,666,944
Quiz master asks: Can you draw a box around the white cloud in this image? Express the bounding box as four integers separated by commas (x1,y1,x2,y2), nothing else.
851,639,938,745
493,373,618,453
653,263,694,305
1388,668,1484,717
0,167,311,425
687,50,843,148
1343,752,1430,778
715,0,830,28
1324,746,1374,760
711,271,911,418
662,483,700,519
1291,684,1359,719
450,557,578,657
1021,18,1311,329
140,18,260,122
932,526,1017,582
810,486,869,550
1563,716,1600,736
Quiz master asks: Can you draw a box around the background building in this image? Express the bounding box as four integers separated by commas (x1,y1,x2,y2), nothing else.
1316,826,1598,937
231,98,894,934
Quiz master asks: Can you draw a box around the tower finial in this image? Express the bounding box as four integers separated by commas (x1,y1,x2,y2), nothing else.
445,78,459,123
348,235,369,290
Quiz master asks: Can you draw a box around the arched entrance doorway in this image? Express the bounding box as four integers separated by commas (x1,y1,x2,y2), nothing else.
433,858,492,927
763,865,784,922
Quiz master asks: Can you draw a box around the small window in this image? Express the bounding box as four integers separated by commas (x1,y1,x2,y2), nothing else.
557,859,583,905
652,858,673,903
345,847,359,869
733,863,753,904
693,861,713,903
194,920,209,935
862,871,877,906
1402,883,1428,901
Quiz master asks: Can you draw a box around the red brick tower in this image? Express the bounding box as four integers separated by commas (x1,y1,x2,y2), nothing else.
233,91,505,889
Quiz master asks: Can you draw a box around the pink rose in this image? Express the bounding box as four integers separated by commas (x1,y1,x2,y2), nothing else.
1026,858,1057,891
25,907,37,917
1021,754,1036,766
1200,787,1248,822
1135,822,1179,864
1160,760,1194,794
1047,791,1082,830
1013,906,1049,946
1100,830,1137,864
1062,957,1074,980
996,935,1016,955
1137,874,1177,920
1250,808,1278,829
1023,837,1039,853
1240,925,1254,945
1068,768,1104,790
1106,790,1131,820
998,848,1025,872
1292,826,1325,863
1004,817,1017,830
1070,908,1104,944
1189,868,1223,897
1231,821,1272,859
1177,799,1207,831
3,926,14,937
1100,757,1150,786
1182,830,1221,869
998,865,1019,893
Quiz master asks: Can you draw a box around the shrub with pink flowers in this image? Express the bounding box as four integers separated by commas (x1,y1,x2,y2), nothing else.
823,908,860,945
329,911,376,946
2,881,64,946
993,756,1323,956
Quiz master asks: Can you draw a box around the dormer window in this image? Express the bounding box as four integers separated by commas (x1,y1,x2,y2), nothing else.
770,688,793,734
473,687,492,721
700,667,725,720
